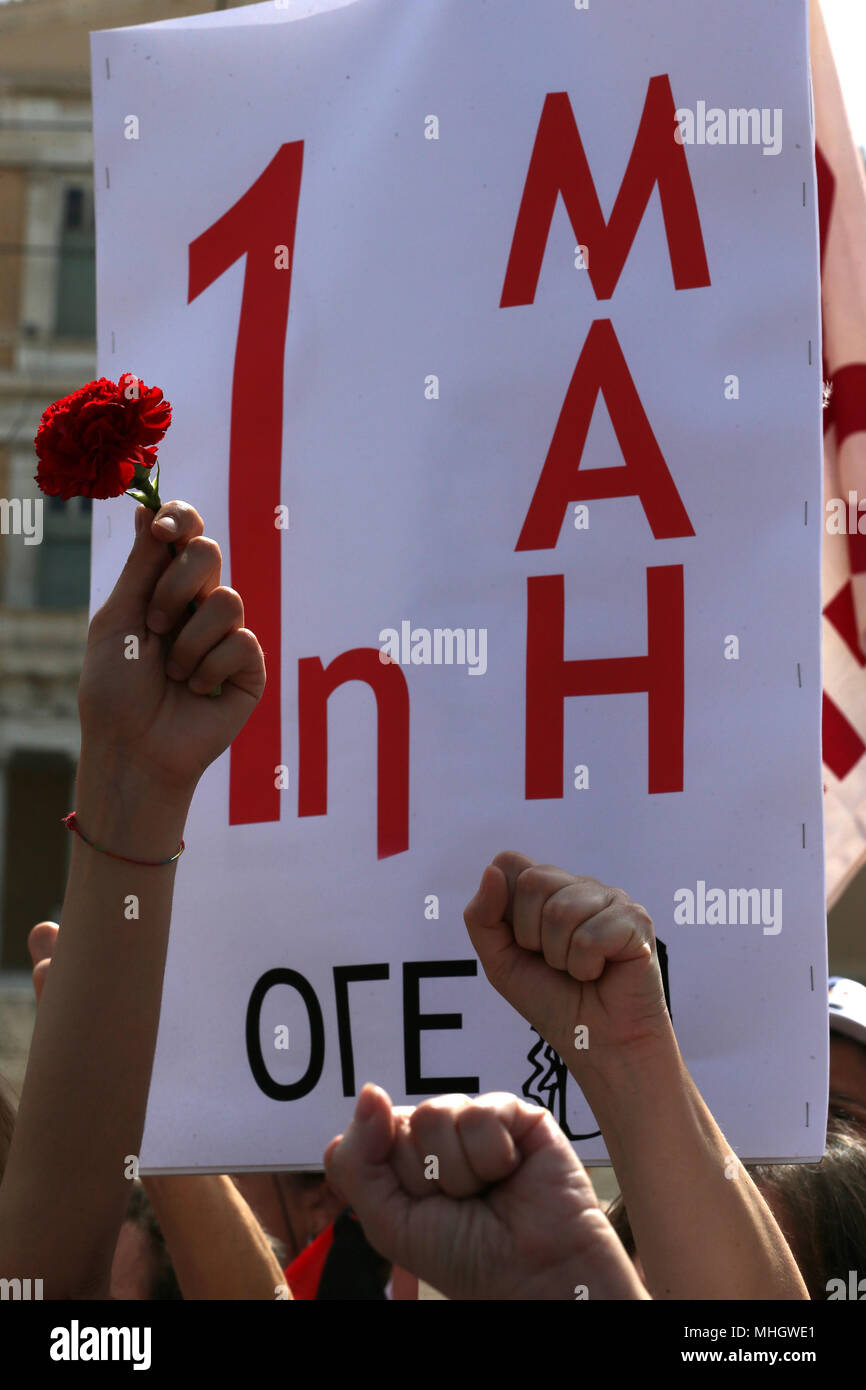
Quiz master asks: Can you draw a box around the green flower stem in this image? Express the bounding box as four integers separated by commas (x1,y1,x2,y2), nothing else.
125,477,222,698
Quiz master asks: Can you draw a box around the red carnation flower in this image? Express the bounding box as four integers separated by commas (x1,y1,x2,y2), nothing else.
33,374,221,694
34,373,172,502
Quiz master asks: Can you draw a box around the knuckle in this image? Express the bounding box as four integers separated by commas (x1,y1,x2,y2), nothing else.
239,629,266,674
492,849,531,874
213,586,244,619
481,1091,517,1110
456,1102,495,1134
567,874,608,908
540,892,573,932
516,865,549,897
626,899,654,936
590,882,619,913
411,1100,443,1132
572,873,604,894
185,534,221,567
166,499,201,522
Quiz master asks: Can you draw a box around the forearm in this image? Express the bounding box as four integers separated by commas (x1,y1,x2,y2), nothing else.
143,1175,290,1300
578,1031,809,1301
0,756,191,1298
559,1211,652,1302
229,1174,294,1253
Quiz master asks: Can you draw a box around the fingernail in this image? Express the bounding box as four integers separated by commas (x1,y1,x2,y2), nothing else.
147,610,169,634
156,514,178,536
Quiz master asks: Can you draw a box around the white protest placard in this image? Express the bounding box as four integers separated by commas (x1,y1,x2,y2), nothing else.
89,0,826,1169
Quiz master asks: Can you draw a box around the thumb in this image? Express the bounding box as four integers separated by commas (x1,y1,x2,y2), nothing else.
102,505,172,621
325,1085,396,1208
463,863,517,977
325,1085,414,1266
331,1084,395,1169
464,863,568,1031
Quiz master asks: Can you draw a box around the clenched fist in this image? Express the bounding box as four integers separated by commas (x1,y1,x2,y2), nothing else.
464,851,673,1080
324,1084,648,1301
79,500,265,800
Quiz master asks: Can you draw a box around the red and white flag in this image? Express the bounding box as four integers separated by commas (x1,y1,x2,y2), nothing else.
813,0,866,904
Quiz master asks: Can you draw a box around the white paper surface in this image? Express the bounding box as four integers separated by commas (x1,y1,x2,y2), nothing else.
89,0,827,1170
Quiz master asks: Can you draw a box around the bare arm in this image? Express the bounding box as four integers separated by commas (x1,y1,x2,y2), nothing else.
580,1026,806,1299
0,501,264,1298
25,932,289,1302
464,852,808,1301
143,1176,290,1301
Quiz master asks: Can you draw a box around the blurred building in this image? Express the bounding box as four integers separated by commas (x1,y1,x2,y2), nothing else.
0,0,258,1084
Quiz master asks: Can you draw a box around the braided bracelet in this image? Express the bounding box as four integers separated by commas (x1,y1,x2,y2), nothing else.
62,812,185,866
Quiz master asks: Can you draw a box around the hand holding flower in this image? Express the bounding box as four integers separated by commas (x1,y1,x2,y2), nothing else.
79,500,265,802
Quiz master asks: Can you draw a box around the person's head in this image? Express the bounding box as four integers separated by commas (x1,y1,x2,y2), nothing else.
830,1034,866,1130
829,977,866,1132
109,1182,181,1300
230,1170,345,1264
750,1116,866,1299
277,1171,346,1260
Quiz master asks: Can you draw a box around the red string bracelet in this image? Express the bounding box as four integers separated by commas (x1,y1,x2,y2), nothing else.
62,812,185,866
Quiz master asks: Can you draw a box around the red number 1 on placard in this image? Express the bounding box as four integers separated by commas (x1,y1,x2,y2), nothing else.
188,143,304,825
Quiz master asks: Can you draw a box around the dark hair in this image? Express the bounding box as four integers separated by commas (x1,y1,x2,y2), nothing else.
605,1188,635,1258
606,1116,866,1300
750,1118,866,1299
281,1169,329,1193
